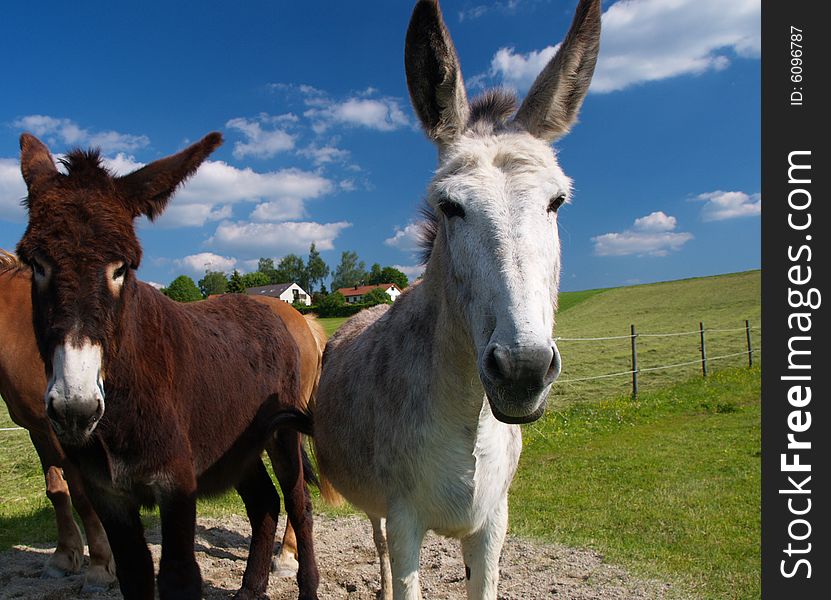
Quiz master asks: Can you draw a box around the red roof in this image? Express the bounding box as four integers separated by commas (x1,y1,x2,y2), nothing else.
337,283,399,297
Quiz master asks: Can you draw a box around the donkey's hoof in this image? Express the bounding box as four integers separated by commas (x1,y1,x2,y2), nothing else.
81,562,118,594
271,552,299,578
42,549,83,578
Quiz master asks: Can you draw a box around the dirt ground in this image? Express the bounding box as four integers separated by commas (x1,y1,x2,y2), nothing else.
0,514,682,599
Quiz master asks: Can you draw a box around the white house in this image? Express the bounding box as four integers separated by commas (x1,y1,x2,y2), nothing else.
337,283,402,304
245,282,312,306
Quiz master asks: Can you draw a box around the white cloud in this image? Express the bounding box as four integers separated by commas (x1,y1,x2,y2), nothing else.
695,190,761,221
175,252,238,275
305,96,411,133
249,199,306,222
394,264,426,281
384,222,424,253
146,281,164,290
458,0,522,21
592,210,693,256
11,115,149,153
225,116,296,159
209,220,351,254
0,158,26,221
633,211,678,232
299,144,351,166
482,0,760,93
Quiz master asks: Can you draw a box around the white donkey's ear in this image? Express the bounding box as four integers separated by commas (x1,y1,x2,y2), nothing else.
405,0,470,145
514,0,601,142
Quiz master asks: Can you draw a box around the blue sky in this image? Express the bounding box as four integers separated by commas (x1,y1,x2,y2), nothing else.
0,0,760,291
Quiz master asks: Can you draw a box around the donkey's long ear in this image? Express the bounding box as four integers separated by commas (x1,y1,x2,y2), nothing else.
20,134,58,191
405,0,470,145
513,0,601,142
117,132,222,221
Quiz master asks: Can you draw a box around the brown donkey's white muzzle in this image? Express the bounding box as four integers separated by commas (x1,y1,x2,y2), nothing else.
46,340,105,444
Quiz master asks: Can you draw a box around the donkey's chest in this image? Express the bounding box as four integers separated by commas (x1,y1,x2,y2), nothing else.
409,410,522,535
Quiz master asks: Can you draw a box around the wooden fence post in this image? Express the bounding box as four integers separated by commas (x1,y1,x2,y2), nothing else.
746,320,753,367
699,321,708,377
631,324,638,398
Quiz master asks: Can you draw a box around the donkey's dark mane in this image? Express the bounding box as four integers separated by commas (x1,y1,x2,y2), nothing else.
417,203,439,265
58,148,112,179
467,89,518,131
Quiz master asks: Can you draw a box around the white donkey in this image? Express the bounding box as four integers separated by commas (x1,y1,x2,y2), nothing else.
313,0,601,598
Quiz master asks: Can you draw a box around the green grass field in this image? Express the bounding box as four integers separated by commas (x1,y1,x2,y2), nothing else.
551,270,760,408
516,366,760,600
0,271,761,598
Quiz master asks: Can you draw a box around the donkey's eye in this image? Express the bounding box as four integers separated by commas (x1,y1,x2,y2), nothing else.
113,263,128,280
31,260,45,277
548,194,567,213
438,200,465,219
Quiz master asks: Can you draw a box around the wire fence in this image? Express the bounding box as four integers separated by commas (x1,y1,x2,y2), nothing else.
552,319,760,401
2,322,761,435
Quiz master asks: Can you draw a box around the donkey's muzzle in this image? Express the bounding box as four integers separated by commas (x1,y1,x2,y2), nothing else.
480,342,561,423
46,391,104,445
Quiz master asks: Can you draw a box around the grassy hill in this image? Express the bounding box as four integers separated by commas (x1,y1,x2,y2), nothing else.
551,270,760,408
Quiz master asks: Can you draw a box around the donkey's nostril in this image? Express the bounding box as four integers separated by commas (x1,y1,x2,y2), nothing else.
484,343,511,383
46,393,62,423
544,344,562,385
483,342,556,386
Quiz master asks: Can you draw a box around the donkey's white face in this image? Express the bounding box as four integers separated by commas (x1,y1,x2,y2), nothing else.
406,0,600,423
430,132,568,422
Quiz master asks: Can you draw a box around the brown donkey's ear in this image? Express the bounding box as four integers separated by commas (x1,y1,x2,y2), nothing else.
405,0,470,145
513,0,601,142
116,132,222,221
20,134,59,191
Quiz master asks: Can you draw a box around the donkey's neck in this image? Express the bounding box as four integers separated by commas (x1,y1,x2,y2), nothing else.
415,255,488,422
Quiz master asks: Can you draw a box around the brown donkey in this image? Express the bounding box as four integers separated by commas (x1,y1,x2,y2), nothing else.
1,250,115,592
15,133,320,600
0,248,325,587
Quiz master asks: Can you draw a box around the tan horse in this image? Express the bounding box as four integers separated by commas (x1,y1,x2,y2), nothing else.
0,248,325,588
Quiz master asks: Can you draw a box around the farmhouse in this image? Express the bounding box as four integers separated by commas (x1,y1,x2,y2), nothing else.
245,282,312,306
337,283,402,304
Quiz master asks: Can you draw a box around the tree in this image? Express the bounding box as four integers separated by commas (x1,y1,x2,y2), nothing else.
198,270,228,298
305,243,330,293
318,291,345,309
331,251,367,291
274,254,308,290
227,270,245,293
367,265,409,290
363,287,393,306
241,271,270,289
258,257,277,283
161,275,202,302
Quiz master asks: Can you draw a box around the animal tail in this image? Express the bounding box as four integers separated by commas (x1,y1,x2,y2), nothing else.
301,442,320,489
299,314,345,507
270,408,314,436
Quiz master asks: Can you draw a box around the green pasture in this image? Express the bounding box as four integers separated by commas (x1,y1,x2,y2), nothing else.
551,270,761,408
0,271,761,598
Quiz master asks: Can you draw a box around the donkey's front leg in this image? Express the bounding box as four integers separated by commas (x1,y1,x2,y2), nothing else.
386,504,426,600
460,497,508,600
94,496,154,600
156,468,201,600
